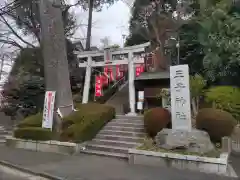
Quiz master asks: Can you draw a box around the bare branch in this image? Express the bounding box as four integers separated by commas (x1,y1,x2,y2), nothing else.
0,39,23,49
0,15,36,48
29,2,41,43
5,12,40,41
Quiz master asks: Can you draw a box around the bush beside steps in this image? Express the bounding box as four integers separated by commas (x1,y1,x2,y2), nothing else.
14,103,115,142
14,127,52,141
144,107,171,138
196,108,237,143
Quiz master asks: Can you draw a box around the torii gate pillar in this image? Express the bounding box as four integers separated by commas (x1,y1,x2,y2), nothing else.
126,52,137,116
82,56,92,104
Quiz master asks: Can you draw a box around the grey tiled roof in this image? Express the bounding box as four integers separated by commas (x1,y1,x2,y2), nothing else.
135,71,170,80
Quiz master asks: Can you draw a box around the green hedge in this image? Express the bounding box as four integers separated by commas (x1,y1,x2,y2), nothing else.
15,103,116,142
204,86,240,121
61,103,115,142
14,127,52,141
64,103,112,127
17,112,42,128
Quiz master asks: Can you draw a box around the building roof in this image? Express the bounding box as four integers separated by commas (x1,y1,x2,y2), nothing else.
135,71,170,80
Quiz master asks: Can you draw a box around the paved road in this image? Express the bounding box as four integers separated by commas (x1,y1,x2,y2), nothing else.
0,167,31,180
0,146,238,180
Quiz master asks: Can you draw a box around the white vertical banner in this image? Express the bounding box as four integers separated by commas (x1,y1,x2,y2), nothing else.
170,65,192,131
137,91,144,110
138,91,144,101
42,91,56,130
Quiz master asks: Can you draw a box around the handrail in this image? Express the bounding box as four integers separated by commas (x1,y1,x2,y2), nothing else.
110,75,126,89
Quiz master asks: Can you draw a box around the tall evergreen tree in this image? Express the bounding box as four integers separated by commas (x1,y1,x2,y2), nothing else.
179,0,240,86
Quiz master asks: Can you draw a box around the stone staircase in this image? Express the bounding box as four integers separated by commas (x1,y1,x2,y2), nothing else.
0,126,12,144
81,115,145,159
105,82,129,115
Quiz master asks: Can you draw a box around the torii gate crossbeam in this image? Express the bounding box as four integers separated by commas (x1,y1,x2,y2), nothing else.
75,42,150,116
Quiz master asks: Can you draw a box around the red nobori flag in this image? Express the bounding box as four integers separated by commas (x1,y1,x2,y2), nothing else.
136,66,141,77
120,71,124,78
116,65,121,80
101,74,108,86
104,67,108,74
109,67,115,82
103,67,109,85
140,64,145,73
95,76,103,97
119,64,125,72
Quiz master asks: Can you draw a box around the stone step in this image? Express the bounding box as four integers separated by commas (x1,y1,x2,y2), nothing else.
0,139,6,143
116,115,143,120
0,133,7,143
107,121,144,128
86,144,129,154
80,149,128,159
91,139,140,148
104,125,145,133
0,134,9,139
112,118,143,124
99,130,145,137
96,134,144,143
0,131,10,135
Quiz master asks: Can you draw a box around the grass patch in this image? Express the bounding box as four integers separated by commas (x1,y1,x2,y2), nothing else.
137,137,221,158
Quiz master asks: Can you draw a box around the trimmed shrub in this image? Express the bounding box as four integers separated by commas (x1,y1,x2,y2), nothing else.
62,103,114,129
61,103,115,142
17,113,42,128
14,127,52,141
204,86,240,122
144,107,171,138
15,103,115,142
196,108,237,142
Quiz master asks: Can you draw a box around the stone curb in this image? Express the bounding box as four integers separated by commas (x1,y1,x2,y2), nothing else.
0,160,64,180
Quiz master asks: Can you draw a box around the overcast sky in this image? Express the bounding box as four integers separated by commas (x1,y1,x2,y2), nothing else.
0,0,134,86
70,0,132,47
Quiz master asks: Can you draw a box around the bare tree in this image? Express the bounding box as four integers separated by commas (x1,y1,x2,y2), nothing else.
129,0,193,69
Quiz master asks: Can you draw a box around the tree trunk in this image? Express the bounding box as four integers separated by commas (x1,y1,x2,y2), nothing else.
85,0,94,50
39,0,73,135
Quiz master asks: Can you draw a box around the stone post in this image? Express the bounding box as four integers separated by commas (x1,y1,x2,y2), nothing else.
222,137,232,153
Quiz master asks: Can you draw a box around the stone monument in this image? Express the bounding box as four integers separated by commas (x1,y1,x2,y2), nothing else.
170,65,192,131
155,65,214,154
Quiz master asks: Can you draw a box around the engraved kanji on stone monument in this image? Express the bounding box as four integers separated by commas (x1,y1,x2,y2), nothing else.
170,65,191,131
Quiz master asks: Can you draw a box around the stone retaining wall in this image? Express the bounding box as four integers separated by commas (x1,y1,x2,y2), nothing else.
129,149,229,175
5,136,85,155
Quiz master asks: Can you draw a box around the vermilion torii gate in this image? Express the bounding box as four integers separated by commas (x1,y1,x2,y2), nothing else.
76,42,150,116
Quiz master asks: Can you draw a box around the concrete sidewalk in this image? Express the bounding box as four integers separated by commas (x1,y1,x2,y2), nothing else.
0,146,238,180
